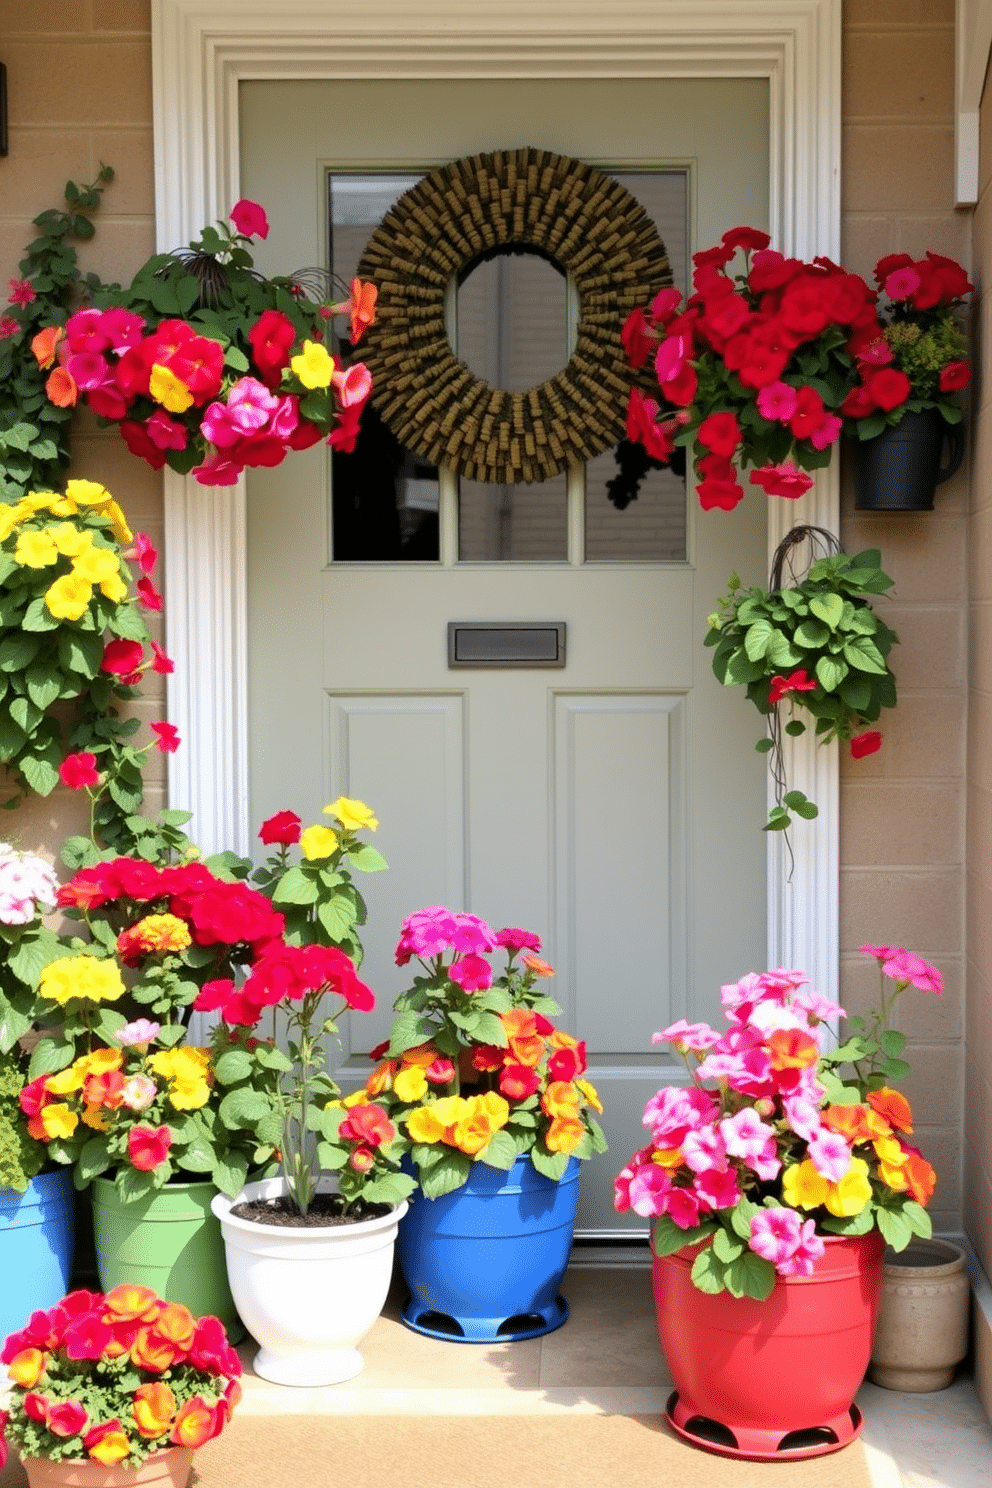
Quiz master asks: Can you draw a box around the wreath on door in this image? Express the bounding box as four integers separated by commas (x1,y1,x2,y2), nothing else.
356,147,672,485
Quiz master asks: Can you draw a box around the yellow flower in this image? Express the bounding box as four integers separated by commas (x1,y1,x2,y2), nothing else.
45,1061,88,1096
393,1065,429,1103
39,955,126,1007
124,914,193,956
45,572,93,621
824,1157,873,1217
100,572,129,603
82,1104,111,1131
650,1146,684,1170
291,340,335,389
149,363,194,413
65,479,112,508
453,1091,510,1155
324,796,378,832
105,499,133,545
299,824,339,861
575,1078,603,1114
38,1103,79,1140
166,1077,211,1111
14,530,59,567
545,1116,585,1154
148,1047,211,1082
405,1095,466,1145
0,502,33,542
72,546,121,586
78,1048,125,1077
52,523,93,558
781,1159,830,1210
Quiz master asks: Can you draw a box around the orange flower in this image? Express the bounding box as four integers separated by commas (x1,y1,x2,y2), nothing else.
130,1328,178,1373
545,1116,585,1154
651,1146,684,1169
132,1382,177,1438
347,278,378,343
31,324,64,369
867,1086,914,1134
501,1008,545,1067
45,365,78,407
155,1303,195,1350
85,1422,132,1465
83,1069,126,1109
822,1104,872,1144
103,1285,161,1325
767,1027,819,1071
522,955,555,978
365,1059,396,1097
903,1150,937,1205
170,1396,221,1448
541,1081,582,1120
8,1348,46,1388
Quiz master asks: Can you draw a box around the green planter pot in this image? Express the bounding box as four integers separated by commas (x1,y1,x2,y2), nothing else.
90,1177,243,1342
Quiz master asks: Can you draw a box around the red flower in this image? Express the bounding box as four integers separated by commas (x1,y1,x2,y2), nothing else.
620,307,656,369
696,454,744,511
940,360,971,392
864,367,912,412
339,1103,395,1147
748,462,814,500
150,642,175,675
120,421,167,470
150,721,181,754
128,1125,173,1171
840,384,879,419
137,575,164,612
499,1063,542,1100
8,278,37,306
101,640,145,676
625,388,675,462
63,1313,114,1361
850,731,882,759
697,411,742,459
230,199,269,240
721,225,771,253
258,810,302,846
47,1400,90,1437
0,315,21,338
248,309,297,387
59,752,100,789
768,669,817,705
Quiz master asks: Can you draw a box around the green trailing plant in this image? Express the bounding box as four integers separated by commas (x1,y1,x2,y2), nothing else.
0,169,115,499
705,526,898,831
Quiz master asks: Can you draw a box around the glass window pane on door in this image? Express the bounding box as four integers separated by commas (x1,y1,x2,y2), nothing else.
456,252,570,562
584,170,689,563
328,173,441,562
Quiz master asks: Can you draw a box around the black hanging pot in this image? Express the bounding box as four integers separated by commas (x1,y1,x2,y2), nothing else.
855,408,964,512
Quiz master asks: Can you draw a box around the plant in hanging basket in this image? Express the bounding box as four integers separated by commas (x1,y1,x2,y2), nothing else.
29,197,375,487
621,226,972,509
614,945,940,1301
360,908,608,1198
0,1285,241,1473
704,526,898,830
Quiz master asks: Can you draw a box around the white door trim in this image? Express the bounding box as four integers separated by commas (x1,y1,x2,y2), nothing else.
153,0,842,1001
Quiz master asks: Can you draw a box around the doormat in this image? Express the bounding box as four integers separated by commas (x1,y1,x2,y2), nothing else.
2,1412,875,1488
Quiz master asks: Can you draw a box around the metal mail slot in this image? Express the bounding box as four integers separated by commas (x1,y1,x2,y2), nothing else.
447,621,566,668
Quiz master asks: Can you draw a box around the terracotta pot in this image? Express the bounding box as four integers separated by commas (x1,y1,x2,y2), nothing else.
653,1231,884,1461
19,1447,193,1488
868,1237,970,1391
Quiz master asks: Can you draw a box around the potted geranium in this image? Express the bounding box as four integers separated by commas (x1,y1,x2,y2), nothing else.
622,226,971,512
31,196,375,488
361,907,607,1342
705,525,898,831
206,799,416,1387
615,944,939,1460
0,1285,241,1487
0,844,75,1347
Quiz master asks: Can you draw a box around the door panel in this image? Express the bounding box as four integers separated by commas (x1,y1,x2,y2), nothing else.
242,76,770,1234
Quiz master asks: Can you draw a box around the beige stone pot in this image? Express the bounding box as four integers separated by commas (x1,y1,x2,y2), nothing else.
868,1238,970,1392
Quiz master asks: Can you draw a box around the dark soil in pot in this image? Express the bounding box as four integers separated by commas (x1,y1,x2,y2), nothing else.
231,1193,392,1227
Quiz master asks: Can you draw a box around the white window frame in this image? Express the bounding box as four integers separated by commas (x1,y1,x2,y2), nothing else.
153,0,842,1001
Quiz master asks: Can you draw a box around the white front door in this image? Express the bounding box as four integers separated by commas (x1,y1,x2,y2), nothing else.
242,77,770,1234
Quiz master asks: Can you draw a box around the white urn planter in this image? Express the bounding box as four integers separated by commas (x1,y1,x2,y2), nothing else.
212,1177,407,1387
868,1237,970,1392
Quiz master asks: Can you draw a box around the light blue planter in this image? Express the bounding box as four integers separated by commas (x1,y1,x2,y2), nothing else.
397,1154,580,1343
0,1168,75,1346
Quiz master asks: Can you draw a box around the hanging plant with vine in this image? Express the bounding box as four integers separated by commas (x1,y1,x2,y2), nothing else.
705,526,899,832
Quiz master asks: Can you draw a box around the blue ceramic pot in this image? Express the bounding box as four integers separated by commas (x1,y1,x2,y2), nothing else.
0,1168,75,1345
397,1154,580,1342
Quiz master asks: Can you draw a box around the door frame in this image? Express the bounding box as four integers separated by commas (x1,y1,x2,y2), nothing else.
153,0,842,1000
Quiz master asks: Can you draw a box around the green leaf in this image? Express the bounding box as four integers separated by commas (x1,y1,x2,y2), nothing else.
316,896,357,940
690,1245,728,1295
712,1226,745,1263
388,1010,442,1056
725,1251,776,1301
0,992,32,1052
20,754,60,796
844,636,889,675
419,1149,472,1198
212,1150,249,1197
529,1146,569,1181
477,1129,519,1170
904,1201,933,1239
28,1033,76,1080
218,1087,273,1128
212,1049,255,1084
876,1206,913,1251
270,866,319,905
346,843,389,873
76,1135,112,1182
743,619,775,661
880,1029,907,1058
809,593,844,630
815,654,848,692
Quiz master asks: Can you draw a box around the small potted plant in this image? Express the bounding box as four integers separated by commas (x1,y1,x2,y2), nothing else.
705,524,898,832
363,907,608,1342
621,225,971,514
206,800,416,1387
615,944,940,1460
0,1285,241,1487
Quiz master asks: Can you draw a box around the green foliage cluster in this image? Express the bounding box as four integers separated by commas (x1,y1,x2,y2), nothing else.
881,314,969,411
0,170,114,500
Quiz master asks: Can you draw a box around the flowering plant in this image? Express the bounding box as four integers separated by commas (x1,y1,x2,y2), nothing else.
623,226,971,511
0,1286,241,1469
0,844,62,1191
705,529,898,829
614,946,939,1301
0,480,174,820
357,908,608,1198
33,198,375,487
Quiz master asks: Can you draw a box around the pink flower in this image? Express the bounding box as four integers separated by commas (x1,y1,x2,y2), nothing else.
749,461,814,500
748,1208,824,1276
120,1075,158,1111
151,721,181,753
136,575,164,612
627,1163,673,1217
665,1187,703,1228
0,315,20,338
756,380,798,423
642,1084,718,1145
808,1128,854,1183
8,278,37,307
333,362,373,408
115,1019,160,1047
230,198,269,240
681,1125,728,1175
128,1124,172,1171
126,533,159,575
59,752,100,790
694,1167,741,1210
653,1019,721,1053
448,954,493,992
884,266,922,301
850,730,882,759
720,1108,776,1164
46,1399,90,1436
496,926,542,953
146,408,188,451
861,945,944,995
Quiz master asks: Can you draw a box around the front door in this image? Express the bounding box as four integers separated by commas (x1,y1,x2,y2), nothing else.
241,77,770,1234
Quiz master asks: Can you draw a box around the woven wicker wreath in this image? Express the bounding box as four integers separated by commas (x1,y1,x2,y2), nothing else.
356,147,672,484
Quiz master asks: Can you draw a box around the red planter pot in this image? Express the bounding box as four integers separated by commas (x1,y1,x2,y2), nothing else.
653,1230,884,1461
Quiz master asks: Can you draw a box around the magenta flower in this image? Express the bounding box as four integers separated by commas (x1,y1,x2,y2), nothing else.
7,278,36,307
748,460,815,500
146,408,188,451
448,953,493,992
694,1167,740,1210
627,1163,673,1217
136,576,164,612
861,945,943,995
496,926,542,953
749,1208,825,1276
756,380,798,422
0,315,19,338
666,1187,704,1229
641,1084,718,1145
151,721,181,753
230,198,270,240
